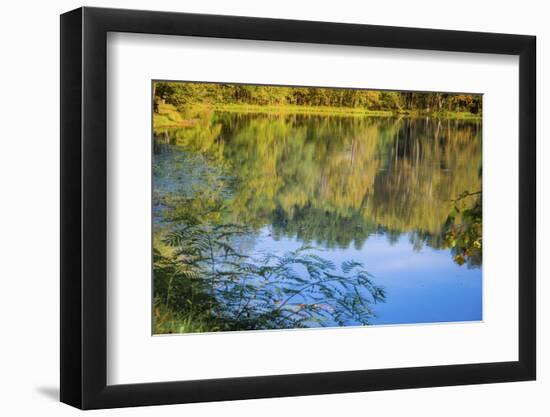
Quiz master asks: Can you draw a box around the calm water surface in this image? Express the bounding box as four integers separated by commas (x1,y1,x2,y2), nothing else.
153,112,482,326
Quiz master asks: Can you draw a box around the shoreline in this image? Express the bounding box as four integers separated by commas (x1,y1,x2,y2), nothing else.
153,103,481,129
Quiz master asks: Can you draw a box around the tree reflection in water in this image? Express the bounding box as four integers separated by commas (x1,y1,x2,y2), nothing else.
153,113,482,333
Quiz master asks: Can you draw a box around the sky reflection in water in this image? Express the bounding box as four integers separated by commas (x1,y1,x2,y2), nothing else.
154,113,482,327
252,227,482,326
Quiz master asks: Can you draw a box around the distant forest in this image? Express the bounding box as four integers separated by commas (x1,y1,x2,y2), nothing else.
154,81,482,114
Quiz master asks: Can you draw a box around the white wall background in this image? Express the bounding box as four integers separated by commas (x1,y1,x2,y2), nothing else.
0,0,545,415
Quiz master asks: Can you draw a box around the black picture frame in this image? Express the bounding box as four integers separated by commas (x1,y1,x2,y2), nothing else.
60,6,536,410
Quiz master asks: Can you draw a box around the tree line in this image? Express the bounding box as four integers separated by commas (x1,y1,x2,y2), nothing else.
154,81,482,114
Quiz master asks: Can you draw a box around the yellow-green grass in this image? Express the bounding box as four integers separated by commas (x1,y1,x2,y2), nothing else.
153,102,480,129
395,109,482,119
153,303,212,334
207,103,394,116
153,103,200,128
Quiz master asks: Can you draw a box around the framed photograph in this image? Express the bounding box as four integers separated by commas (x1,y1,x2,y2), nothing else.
60,6,536,409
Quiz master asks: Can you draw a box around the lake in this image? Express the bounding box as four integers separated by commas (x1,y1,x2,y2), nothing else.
153,111,482,330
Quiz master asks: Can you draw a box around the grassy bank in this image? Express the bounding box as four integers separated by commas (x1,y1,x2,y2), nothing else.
209,103,394,116
153,102,480,129
154,303,214,334
395,109,482,119
153,103,200,128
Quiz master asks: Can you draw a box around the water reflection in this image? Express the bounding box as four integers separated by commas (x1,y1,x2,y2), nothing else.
153,112,482,332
